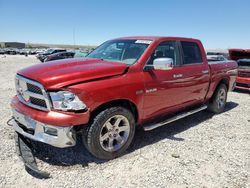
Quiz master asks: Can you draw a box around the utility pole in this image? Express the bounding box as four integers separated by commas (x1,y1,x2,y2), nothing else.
73,28,76,49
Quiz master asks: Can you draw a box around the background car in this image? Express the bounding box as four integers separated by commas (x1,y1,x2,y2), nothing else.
234,59,250,90
207,55,227,62
5,48,17,55
228,49,250,91
237,58,250,68
44,50,88,62
19,49,29,55
28,49,37,55
0,49,5,54
44,51,75,62
36,48,66,62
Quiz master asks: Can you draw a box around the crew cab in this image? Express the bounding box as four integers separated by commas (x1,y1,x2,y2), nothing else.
11,37,238,160
229,49,250,91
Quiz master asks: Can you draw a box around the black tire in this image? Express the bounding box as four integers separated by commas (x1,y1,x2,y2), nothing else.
208,84,228,113
83,106,135,160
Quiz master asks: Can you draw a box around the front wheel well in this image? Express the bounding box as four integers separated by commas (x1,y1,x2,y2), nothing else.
89,99,139,124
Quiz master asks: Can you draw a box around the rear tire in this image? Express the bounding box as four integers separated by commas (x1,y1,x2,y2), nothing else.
83,107,135,160
208,84,227,113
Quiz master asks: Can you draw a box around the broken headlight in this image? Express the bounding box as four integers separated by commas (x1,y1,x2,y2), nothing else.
49,91,86,111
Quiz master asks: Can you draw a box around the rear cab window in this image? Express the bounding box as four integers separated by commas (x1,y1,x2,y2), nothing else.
181,41,202,65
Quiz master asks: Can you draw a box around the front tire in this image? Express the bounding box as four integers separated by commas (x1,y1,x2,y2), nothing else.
84,107,135,160
208,84,228,113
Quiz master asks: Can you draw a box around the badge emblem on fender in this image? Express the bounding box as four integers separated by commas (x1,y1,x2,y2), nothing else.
146,88,157,93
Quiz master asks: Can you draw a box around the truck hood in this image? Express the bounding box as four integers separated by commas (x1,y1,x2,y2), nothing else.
18,58,128,89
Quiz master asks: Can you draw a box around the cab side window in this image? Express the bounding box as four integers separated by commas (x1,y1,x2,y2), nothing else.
181,42,202,64
147,41,179,66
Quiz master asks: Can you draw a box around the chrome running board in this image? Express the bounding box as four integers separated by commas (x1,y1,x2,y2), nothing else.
143,105,208,131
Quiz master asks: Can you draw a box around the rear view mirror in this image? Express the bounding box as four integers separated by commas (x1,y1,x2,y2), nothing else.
144,58,174,71
116,43,125,49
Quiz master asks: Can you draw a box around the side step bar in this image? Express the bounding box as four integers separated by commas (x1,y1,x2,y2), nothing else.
143,105,208,131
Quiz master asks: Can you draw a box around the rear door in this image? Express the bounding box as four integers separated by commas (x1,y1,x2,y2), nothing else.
143,40,210,120
178,41,210,103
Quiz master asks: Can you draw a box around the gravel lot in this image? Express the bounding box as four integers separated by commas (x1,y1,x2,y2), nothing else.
0,55,249,188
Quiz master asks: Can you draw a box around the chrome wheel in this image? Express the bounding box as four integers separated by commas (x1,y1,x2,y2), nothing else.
99,115,130,152
216,88,226,109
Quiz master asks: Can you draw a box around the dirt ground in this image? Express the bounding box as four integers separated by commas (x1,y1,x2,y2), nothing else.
0,55,249,188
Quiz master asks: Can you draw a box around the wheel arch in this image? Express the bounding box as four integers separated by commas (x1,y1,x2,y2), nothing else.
89,99,139,125
210,78,229,102
217,78,229,90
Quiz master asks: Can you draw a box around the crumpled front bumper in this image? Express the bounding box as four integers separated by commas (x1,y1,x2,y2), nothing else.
12,108,76,148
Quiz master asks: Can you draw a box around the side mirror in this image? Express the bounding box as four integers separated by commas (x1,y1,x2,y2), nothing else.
144,58,174,71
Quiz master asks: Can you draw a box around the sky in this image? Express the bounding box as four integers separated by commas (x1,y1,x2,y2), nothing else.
0,0,249,49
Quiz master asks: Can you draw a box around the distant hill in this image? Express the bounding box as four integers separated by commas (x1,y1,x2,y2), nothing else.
25,43,97,49
0,41,97,49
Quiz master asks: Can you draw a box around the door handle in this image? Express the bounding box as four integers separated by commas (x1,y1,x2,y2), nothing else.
202,70,209,74
173,74,183,78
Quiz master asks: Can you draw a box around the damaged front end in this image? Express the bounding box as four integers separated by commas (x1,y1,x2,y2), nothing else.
14,132,51,178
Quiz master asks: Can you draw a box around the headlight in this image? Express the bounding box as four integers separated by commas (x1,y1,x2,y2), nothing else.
49,91,86,111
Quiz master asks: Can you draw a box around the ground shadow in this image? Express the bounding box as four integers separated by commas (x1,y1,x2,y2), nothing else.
233,89,250,95
30,101,239,169
128,101,238,153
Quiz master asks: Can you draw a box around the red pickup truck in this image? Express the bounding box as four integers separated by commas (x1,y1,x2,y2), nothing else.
229,48,250,91
11,36,238,160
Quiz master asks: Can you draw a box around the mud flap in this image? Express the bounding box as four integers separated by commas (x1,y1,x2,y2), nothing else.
14,132,51,179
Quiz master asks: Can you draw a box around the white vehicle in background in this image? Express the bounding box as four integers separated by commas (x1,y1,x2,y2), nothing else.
207,55,227,62
0,49,5,54
35,49,47,54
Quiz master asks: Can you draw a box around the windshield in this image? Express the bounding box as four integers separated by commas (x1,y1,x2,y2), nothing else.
238,59,250,68
87,39,151,65
46,49,54,53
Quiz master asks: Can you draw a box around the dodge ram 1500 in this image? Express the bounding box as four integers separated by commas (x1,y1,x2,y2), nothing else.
11,36,238,160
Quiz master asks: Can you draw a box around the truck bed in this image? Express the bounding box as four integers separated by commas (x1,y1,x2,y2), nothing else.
206,60,238,100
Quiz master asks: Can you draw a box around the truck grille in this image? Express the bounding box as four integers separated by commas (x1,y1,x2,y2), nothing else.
15,75,51,111
30,97,47,108
236,82,250,88
27,83,43,94
238,71,250,78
